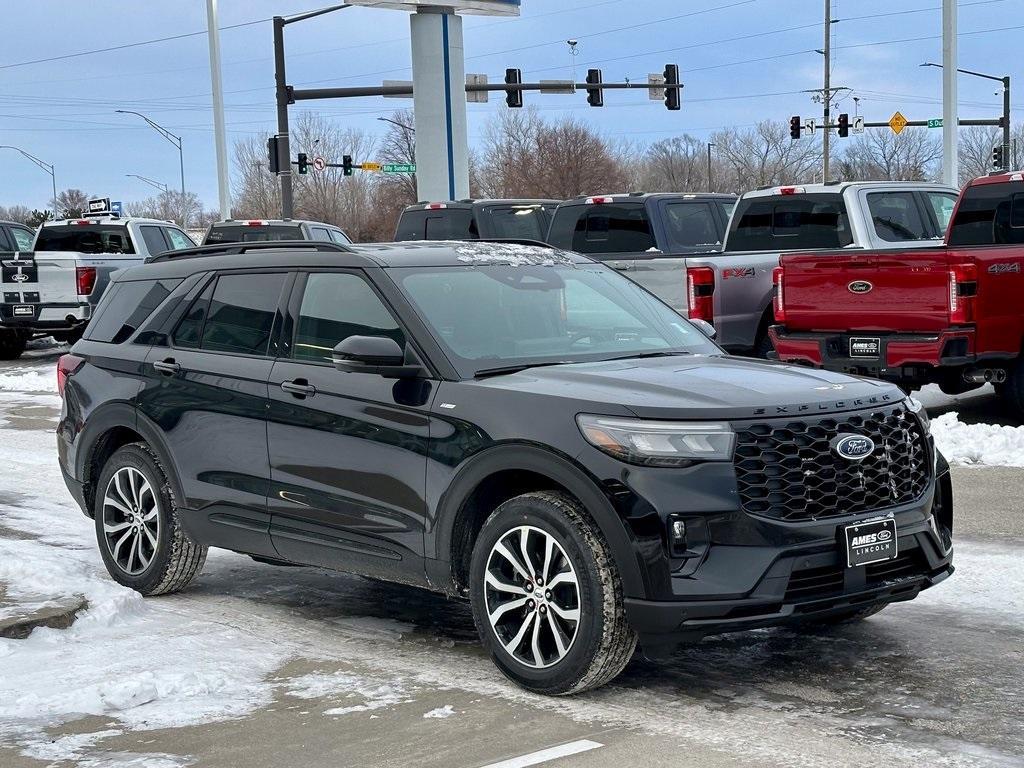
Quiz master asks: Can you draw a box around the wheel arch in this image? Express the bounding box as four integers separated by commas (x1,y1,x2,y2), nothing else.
77,405,185,518
430,444,646,599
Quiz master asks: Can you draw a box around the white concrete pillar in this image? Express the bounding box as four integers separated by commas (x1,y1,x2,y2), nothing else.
410,8,469,201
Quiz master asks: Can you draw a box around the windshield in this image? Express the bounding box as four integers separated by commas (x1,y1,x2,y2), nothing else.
35,225,135,254
205,224,304,244
393,263,720,378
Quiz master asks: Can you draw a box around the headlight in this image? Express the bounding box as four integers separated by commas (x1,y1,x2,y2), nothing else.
905,396,931,434
576,415,735,466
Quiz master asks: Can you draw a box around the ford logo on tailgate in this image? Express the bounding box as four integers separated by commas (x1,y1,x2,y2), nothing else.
832,434,875,461
848,280,873,294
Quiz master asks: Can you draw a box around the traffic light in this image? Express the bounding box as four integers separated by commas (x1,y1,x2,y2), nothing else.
837,113,850,138
664,64,681,111
297,153,309,175
267,136,281,174
505,68,523,108
993,144,1005,170
343,154,354,177
586,69,603,107
790,115,802,140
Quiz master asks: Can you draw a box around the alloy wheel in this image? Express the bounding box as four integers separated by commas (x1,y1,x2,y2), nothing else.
483,525,581,669
102,466,160,575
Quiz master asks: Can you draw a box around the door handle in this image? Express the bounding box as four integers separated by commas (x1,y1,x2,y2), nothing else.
153,359,180,375
281,379,316,397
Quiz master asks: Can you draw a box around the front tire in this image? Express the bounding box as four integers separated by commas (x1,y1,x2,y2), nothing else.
94,443,207,596
469,491,637,695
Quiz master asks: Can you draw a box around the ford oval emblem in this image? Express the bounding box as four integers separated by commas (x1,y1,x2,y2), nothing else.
876,529,893,541
848,280,873,294
832,434,875,461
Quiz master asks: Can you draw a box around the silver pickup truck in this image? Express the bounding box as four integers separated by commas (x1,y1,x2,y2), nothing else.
0,213,194,359
547,183,958,355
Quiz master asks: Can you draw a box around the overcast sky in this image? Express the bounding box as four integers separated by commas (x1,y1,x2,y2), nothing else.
2,0,1021,210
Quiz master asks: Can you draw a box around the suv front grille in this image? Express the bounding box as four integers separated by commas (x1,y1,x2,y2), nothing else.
734,405,930,521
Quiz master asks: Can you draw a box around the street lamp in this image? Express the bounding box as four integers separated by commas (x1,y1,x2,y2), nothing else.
126,174,169,194
707,142,716,191
115,109,186,222
921,62,1011,170
377,116,415,133
0,145,57,220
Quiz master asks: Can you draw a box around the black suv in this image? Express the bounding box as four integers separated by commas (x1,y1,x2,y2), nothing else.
57,241,954,695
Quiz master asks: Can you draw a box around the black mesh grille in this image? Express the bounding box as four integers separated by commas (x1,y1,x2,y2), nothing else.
734,405,930,521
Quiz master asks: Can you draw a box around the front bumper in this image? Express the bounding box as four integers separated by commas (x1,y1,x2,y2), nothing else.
626,530,953,646
768,325,975,382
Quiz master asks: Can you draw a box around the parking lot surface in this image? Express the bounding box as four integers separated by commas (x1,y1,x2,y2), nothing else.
1,344,1022,768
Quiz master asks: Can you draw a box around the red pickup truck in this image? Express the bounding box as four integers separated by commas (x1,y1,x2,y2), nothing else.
770,171,1024,412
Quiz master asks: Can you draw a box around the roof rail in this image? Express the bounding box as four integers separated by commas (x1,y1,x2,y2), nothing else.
145,240,353,264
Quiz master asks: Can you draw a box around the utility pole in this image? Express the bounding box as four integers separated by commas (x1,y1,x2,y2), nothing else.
207,0,231,221
822,0,832,182
942,0,958,185
707,142,715,190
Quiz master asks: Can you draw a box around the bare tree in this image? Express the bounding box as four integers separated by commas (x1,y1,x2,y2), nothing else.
712,121,822,188
0,204,33,225
639,135,733,193
232,134,282,219
126,191,203,225
478,108,630,199
51,188,92,218
837,130,942,182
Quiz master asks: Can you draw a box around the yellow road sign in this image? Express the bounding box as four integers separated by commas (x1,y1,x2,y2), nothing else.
361,162,382,172
889,111,908,135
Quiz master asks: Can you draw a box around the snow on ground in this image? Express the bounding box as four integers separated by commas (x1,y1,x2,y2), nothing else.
931,412,1024,467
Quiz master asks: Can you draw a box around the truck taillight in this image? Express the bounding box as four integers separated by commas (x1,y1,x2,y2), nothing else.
76,267,97,296
948,263,977,324
687,266,715,323
57,353,85,397
772,266,786,322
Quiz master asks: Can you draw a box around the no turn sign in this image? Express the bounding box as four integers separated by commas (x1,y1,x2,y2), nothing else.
312,156,327,172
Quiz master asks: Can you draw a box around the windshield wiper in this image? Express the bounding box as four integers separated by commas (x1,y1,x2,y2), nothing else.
473,361,576,379
605,350,694,362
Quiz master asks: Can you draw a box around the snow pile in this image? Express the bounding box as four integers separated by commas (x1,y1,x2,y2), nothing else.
0,369,55,393
423,705,456,719
931,412,1024,467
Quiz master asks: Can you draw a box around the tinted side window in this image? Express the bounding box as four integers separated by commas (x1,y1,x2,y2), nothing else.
173,280,214,349
727,194,851,251
85,279,181,343
328,228,351,245
948,183,1024,246
309,226,332,242
140,225,169,255
867,192,928,242
293,272,404,363
201,273,287,356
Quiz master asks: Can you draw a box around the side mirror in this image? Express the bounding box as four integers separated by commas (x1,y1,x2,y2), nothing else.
690,319,717,341
332,336,424,379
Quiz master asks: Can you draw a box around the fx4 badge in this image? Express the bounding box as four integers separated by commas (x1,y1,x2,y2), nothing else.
722,267,755,280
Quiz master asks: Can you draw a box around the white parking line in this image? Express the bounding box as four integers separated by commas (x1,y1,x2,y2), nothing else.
479,739,604,768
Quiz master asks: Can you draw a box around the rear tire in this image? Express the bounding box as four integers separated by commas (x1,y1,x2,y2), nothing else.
999,358,1024,415
469,491,636,695
94,443,207,596
0,330,27,360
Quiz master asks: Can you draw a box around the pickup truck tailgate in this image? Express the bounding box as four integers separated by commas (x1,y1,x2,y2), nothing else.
780,249,953,333
1,251,83,320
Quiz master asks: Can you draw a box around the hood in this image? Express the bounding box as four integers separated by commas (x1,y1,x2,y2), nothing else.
472,355,905,420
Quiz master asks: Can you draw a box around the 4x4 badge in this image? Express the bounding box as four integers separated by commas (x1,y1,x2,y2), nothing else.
848,280,873,294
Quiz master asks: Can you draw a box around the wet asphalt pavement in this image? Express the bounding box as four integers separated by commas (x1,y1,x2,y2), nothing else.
0,344,1021,768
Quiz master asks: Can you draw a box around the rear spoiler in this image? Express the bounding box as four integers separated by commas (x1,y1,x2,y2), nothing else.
145,240,354,264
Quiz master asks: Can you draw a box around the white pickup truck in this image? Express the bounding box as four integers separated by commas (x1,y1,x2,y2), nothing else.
0,213,194,359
